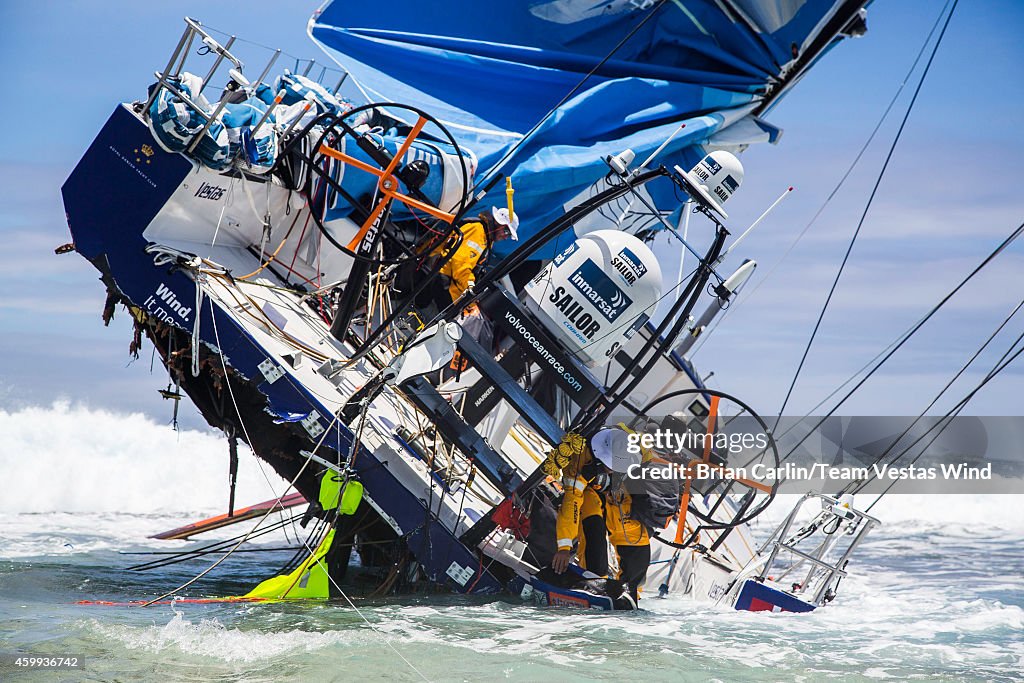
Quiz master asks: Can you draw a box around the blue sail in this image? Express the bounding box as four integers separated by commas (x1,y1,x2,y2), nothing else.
310,1,869,256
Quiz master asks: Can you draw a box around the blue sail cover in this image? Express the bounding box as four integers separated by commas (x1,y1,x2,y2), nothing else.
309,0,868,257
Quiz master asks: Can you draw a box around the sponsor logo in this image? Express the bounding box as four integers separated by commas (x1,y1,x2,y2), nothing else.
473,385,495,408
553,241,578,266
194,182,226,201
143,283,192,323
547,286,601,341
568,259,632,322
703,156,722,174
502,310,583,394
548,592,590,609
611,246,647,285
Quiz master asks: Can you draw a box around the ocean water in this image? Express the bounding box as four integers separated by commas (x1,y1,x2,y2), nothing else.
1,404,1021,682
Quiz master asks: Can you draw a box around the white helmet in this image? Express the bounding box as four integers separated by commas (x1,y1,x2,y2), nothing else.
589,427,638,473
678,150,744,219
491,206,520,240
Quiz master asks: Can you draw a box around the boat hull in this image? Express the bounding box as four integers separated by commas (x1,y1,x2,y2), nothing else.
62,105,506,595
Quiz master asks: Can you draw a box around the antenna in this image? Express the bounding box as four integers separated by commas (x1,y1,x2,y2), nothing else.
718,186,793,262
637,123,686,172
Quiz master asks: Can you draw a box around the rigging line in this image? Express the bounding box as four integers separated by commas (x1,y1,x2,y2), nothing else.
863,336,1024,512
844,294,1024,491
769,313,927,446
198,22,347,78
772,0,960,427
470,0,669,195
127,516,303,572
687,0,953,361
141,299,343,607
858,324,1024,500
206,275,307,539
779,217,1024,465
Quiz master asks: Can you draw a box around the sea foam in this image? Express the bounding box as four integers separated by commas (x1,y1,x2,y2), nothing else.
0,401,286,514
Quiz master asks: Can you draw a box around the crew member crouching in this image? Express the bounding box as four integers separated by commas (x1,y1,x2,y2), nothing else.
590,427,651,606
543,424,652,607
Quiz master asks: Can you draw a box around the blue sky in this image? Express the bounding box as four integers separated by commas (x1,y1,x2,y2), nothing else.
0,1,1021,431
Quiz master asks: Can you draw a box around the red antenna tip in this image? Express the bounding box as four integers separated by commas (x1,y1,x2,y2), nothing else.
788,186,794,191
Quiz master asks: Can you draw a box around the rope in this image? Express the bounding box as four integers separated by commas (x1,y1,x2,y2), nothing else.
297,531,430,681
191,279,204,377
863,334,1024,511
237,208,305,280
198,22,348,80
773,0,960,424
140,294,342,607
843,294,1024,494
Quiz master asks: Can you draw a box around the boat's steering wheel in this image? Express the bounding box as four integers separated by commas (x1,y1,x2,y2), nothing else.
635,388,779,550
308,102,472,266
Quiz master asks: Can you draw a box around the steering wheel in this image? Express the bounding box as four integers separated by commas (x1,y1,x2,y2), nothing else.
308,102,472,265
635,388,779,550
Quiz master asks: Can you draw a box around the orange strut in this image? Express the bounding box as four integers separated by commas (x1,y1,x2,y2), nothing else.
675,395,719,544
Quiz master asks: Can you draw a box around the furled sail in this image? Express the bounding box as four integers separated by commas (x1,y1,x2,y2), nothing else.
310,0,869,256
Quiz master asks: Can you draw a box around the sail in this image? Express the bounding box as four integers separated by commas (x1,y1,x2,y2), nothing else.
310,0,869,256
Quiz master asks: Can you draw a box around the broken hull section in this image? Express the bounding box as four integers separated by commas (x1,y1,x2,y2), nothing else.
63,105,507,595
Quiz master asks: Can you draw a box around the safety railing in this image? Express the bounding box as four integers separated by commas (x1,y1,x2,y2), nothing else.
140,17,351,160
754,492,879,606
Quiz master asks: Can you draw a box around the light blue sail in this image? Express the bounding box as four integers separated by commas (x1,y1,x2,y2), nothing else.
310,1,869,256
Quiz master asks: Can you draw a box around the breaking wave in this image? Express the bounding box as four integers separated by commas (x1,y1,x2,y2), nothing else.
0,401,285,514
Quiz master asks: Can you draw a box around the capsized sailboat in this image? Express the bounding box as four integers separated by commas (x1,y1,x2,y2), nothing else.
61,0,878,611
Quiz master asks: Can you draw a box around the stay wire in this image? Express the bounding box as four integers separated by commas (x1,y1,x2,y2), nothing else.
845,293,1024,492
291,528,430,680
126,517,301,572
768,315,926,447
773,0,960,427
863,334,1024,511
687,0,953,360
779,217,1024,465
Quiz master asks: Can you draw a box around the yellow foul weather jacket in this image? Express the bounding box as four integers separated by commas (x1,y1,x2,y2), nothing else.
431,221,487,303
541,432,649,553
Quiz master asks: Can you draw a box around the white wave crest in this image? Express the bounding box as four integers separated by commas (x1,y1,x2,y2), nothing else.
0,401,286,514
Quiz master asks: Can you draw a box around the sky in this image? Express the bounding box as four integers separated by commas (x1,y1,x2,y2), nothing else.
0,0,1021,433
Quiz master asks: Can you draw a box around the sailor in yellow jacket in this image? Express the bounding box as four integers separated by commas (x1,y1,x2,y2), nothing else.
543,432,609,577
429,206,519,305
543,425,651,604
592,427,652,604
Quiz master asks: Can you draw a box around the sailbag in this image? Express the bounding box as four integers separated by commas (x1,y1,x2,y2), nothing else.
310,0,869,257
